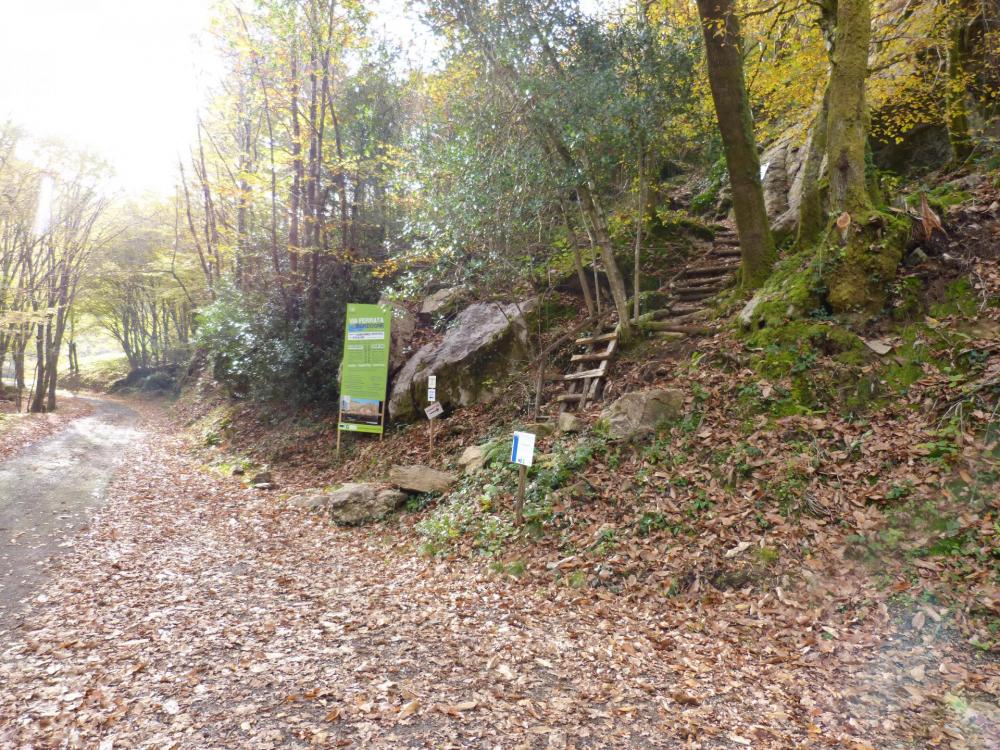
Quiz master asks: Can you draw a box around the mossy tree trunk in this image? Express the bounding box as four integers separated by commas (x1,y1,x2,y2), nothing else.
797,85,830,248
695,0,775,289
825,0,872,216
821,0,908,315
947,17,973,163
797,0,836,249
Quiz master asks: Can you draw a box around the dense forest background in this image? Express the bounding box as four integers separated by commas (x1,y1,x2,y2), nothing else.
1,0,998,409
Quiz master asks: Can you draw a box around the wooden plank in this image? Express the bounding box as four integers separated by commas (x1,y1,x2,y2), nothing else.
571,351,613,363
673,283,726,294
556,393,584,403
683,262,739,277
575,331,618,345
643,322,714,334
563,362,608,381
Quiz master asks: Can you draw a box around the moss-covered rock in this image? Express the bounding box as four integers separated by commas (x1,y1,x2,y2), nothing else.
738,248,826,330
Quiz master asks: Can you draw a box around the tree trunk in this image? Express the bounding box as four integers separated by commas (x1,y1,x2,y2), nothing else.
825,0,872,215
946,18,973,163
559,200,595,322
29,322,46,413
576,183,632,339
633,144,646,320
797,85,831,248
696,0,775,289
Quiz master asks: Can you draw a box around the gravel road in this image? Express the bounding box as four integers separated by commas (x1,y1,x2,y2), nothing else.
0,396,139,638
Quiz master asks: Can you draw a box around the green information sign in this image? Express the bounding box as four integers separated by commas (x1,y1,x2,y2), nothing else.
338,303,391,435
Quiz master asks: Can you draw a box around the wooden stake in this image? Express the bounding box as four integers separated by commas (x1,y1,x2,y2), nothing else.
335,402,343,458
428,417,435,460
514,465,527,526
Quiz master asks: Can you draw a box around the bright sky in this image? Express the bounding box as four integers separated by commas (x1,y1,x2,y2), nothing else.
0,0,214,197
0,1,619,199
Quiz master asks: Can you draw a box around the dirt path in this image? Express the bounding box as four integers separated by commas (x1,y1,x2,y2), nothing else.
0,396,139,635
0,408,996,748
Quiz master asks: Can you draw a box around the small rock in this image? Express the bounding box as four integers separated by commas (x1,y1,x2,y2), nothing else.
520,421,555,438
738,293,765,327
231,466,245,476
904,248,928,266
290,483,406,525
557,412,582,433
287,493,328,510
251,471,273,485
389,464,458,494
599,388,685,440
458,445,489,474
254,482,275,491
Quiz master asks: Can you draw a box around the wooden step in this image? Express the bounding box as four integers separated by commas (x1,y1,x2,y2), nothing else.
570,338,616,362
659,309,709,324
556,393,584,403
676,289,718,301
575,331,617,346
571,350,613,363
673,282,726,294
683,263,739,278
715,237,740,246
711,247,741,257
644,322,714,334
563,362,608,381
670,304,707,315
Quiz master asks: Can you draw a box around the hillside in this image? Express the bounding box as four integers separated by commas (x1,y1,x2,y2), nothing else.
151,174,1000,747
2,1,999,747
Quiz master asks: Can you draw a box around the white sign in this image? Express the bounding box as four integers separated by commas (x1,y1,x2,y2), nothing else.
510,431,536,467
427,387,437,402
428,375,437,389
425,402,444,420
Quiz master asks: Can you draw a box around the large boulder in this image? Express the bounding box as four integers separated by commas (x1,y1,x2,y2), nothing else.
760,131,807,242
388,299,536,422
600,388,685,440
379,296,418,375
389,464,457,494
290,483,406,525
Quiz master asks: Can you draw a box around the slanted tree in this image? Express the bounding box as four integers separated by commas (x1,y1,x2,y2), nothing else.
695,0,775,289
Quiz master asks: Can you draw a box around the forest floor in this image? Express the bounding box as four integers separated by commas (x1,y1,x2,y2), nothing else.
0,397,997,749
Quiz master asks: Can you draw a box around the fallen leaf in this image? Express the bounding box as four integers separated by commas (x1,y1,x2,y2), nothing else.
724,540,751,558
397,699,420,720
863,338,893,355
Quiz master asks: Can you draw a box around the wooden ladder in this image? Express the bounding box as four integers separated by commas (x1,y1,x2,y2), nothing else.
556,325,619,413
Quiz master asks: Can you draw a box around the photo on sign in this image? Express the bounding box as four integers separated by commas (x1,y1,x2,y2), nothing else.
340,395,382,425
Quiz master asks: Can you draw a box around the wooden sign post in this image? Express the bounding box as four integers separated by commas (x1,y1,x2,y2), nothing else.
425,374,441,459
510,431,536,525
425,400,444,460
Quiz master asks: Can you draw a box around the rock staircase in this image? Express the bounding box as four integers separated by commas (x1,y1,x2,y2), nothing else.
553,226,741,413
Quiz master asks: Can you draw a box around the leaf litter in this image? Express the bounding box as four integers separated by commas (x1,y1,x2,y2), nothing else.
3,204,1000,748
